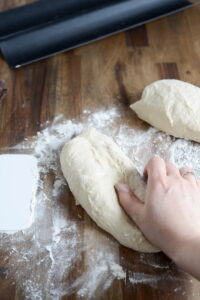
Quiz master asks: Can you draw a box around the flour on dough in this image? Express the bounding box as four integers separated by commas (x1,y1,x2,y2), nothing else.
60,128,158,253
130,79,200,143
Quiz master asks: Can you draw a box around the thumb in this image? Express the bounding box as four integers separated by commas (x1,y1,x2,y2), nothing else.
115,183,143,224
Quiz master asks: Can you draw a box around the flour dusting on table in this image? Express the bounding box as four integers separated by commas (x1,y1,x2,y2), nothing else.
0,105,199,299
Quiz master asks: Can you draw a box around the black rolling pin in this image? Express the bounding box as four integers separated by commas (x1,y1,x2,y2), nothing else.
0,0,197,67
0,0,114,41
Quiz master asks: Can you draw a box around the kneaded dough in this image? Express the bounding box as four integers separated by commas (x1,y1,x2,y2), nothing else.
130,79,200,143
60,128,158,253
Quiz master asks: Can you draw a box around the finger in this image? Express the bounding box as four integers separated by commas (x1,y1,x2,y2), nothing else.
144,157,167,182
115,183,143,224
166,162,180,177
179,166,196,184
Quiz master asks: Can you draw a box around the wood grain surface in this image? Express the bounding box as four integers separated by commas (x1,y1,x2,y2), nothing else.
0,1,200,299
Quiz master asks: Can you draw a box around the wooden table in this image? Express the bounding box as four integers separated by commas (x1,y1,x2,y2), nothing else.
0,1,200,299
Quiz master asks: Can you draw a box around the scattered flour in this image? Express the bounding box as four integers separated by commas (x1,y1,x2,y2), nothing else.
129,272,192,288
0,105,199,299
169,139,200,177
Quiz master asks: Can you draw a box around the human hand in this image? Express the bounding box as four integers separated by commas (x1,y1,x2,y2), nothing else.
115,157,200,279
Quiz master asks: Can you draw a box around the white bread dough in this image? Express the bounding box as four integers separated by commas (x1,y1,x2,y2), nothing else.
60,128,158,253
130,80,200,143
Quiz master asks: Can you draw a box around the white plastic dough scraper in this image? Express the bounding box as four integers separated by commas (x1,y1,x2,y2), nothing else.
0,154,38,232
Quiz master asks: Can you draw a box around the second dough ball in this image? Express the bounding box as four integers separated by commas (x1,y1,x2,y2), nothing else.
130,79,200,143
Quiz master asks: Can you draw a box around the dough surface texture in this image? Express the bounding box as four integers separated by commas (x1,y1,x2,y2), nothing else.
60,128,158,253
130,79,200,143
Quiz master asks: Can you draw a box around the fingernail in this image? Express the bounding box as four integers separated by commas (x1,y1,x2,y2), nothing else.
115,183,130,193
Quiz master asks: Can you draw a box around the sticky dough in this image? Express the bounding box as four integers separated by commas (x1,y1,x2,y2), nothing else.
60,128,158,253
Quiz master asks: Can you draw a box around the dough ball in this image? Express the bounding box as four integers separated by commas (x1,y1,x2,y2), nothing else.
130,79,200,143
60,128,158,253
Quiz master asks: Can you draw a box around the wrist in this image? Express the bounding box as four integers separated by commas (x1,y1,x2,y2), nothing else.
169,236,200,279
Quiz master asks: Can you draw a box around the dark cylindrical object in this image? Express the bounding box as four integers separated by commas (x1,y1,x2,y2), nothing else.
0,0,195,67
0,0,115,40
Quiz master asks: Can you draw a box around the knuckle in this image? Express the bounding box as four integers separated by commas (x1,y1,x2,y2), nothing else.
149,176,161,187
149,175,166,190
180,166,193,172
167,162,176,168
148,157,163,168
